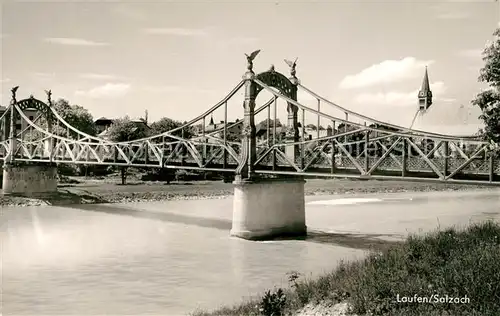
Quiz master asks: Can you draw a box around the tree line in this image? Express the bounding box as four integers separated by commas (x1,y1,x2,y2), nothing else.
45,99,196,142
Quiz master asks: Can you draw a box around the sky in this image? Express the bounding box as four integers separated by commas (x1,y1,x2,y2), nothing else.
1,0,499,130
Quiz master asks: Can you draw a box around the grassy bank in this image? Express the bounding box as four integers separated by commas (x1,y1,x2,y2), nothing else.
193,221,500,316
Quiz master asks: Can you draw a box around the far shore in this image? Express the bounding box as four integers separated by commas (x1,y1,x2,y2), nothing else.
1,175,497,208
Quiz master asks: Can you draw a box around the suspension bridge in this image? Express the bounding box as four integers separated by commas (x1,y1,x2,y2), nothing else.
1,51,499,239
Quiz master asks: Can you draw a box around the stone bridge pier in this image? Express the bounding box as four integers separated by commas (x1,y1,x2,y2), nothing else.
2,162,58,196
230,52,307,240
230,177,307,240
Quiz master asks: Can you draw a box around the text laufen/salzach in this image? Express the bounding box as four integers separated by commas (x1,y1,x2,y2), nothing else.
395,294,470,304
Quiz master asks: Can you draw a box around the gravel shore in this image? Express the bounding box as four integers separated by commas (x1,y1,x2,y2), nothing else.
1,177,496,207
295,302,354,316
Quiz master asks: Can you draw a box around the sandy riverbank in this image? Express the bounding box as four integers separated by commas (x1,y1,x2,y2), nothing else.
1,176,496,207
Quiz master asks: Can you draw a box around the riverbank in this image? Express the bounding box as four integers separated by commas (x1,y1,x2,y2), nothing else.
1,176,497,207
193,221,500,316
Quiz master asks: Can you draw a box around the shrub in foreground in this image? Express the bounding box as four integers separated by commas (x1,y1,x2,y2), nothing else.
192,221,500,316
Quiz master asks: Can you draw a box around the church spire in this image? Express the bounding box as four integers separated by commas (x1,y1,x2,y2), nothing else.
421,66,430,92
209,115,214,125
418,66,433,111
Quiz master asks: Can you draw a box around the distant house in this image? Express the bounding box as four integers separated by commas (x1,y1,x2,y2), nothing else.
129,120,150,135
196,116,242,142
95,117,151,140
256,123,285,143
254,122,333,143
303,125,333,140
95,117,114,134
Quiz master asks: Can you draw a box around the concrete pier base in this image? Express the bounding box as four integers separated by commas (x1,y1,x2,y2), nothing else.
2,163,58,196
230,177,307,240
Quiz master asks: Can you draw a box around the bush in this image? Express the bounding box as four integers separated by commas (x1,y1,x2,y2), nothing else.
57,163,113,177
175,170,204,181
57,163,79,176
259,288,287,316
141,168,175,183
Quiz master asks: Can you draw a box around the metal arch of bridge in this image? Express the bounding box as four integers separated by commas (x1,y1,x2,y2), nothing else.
0,54,499,186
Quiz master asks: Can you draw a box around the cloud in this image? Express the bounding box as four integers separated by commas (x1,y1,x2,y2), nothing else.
440,98,457,103
339,57,433,89
435,12,470,20
466,65,480,72
354,81,447,107
75,83,130,98
113,5,146,21
32,72,56,81
43,37,109,46
79,73,120,80
143,85,215,94
432,4,470,20
297,90,319,103
143,28,208,36
230,36,259,44
458,48,483,59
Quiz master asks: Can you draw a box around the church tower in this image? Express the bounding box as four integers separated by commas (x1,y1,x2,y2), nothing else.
418,66,433,111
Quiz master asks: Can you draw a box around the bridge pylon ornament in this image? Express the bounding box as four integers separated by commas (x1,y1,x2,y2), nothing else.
45,90,52,105
284,58,299,85
11,86,19,102
244,49,261,78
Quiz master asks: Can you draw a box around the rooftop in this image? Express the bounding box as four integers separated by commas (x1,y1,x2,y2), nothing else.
95,116,113,122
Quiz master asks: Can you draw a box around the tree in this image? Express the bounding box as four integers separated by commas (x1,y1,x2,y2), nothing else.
257,118,282,128
107,116,150,142
306,124,317,131
107,116,151,184
52,99,97,136
472,28,500,145
150,117,194,139
148,117,196,184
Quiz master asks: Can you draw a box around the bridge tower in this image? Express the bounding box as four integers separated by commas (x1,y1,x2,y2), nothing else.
418,66,433,111
230,50,307,240
2,88,58,196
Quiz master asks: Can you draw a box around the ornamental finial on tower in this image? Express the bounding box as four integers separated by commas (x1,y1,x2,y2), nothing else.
284,57,299,85
45,89,52,106
10,86,19,104
244,49,261,73
284,58,298,77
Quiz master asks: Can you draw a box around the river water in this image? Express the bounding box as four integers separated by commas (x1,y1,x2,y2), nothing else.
2,189,499,315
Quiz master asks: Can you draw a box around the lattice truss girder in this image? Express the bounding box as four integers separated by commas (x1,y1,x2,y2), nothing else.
253,132,499,178
6,136,243,167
